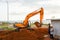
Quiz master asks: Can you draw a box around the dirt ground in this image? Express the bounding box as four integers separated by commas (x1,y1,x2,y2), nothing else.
0,28,51,40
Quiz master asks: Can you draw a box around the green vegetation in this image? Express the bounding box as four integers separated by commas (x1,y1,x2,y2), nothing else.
30,23,35,26
0,22,16,30
0,26,16,30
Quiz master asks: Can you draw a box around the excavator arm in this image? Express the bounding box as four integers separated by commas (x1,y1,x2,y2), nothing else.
15,7,44,28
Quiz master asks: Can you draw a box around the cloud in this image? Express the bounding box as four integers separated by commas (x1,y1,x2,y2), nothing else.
45,5,60,14
0,0,60,21
8,0,60,20
0,2,7,21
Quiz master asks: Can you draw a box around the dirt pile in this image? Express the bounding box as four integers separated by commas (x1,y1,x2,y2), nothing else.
0,28,49,40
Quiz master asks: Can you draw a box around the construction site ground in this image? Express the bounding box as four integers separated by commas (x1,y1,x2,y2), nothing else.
0,27,53,40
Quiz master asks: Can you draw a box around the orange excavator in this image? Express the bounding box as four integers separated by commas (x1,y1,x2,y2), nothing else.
14,7,44,29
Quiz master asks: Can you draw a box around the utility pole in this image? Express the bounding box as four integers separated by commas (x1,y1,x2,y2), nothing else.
6,1,9,22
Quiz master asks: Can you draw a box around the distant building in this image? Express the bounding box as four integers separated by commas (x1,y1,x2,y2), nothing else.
0,22,3,25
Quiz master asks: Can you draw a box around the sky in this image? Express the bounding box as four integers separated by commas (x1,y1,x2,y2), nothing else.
0,0,60,22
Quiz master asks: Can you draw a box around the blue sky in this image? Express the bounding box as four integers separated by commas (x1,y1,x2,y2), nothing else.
0,0,60,21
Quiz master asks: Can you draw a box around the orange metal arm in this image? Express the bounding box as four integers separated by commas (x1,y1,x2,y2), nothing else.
15,7,44,28
40,8,44,26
